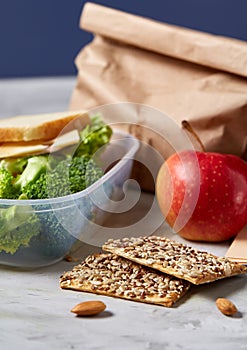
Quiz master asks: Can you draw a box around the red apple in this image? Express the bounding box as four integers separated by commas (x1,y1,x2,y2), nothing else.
156,150,247,242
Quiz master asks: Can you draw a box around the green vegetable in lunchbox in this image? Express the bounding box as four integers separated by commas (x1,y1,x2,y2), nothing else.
0,205,41,254
23,155,103,199
0,166,16,199
75,115,112,157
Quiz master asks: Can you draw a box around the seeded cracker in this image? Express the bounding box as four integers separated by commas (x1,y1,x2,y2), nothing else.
60,253,190,307
102,236,247,285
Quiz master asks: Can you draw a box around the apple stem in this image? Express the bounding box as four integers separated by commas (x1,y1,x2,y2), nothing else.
181,120,206,152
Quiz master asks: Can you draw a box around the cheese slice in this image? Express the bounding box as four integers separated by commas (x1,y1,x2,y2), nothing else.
0,129,81,159
0,142,50,158
47,129,80,153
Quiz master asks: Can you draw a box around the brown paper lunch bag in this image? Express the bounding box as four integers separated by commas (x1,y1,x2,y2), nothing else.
69,3,247,191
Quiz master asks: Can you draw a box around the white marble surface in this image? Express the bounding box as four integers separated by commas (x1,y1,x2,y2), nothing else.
0,77,247,350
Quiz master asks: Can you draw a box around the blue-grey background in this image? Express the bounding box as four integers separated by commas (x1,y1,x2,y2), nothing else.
0,0,246,78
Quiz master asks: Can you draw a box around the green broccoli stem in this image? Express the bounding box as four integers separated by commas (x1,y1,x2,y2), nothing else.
14,155,49,191
0,157,28,176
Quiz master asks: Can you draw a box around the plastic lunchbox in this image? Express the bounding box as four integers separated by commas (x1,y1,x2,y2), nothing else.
0,131,139,268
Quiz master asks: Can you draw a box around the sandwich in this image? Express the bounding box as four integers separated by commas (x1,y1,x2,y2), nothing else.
0,110,90,158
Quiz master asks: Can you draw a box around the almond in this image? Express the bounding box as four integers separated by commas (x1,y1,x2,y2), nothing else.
216,298,237,316
71,300,106,316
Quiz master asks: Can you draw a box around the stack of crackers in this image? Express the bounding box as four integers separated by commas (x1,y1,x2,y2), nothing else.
60,236,247,307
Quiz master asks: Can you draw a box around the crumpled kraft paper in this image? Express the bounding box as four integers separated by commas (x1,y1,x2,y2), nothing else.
69,3,247,191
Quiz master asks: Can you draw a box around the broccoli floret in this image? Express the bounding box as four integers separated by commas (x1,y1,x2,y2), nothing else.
22,172,48,199
23,155,103,199
0,167,16,199
75,115,112,157
0,205,41,254
0,155,50,199
14,155,50,191
68,155,103,193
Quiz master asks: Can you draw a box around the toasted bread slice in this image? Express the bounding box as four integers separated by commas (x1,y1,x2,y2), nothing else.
0,110,90,142
102,236,247,285
60,253,191,307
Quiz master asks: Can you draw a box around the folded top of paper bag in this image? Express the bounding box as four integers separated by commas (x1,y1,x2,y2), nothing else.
81,3,247,78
